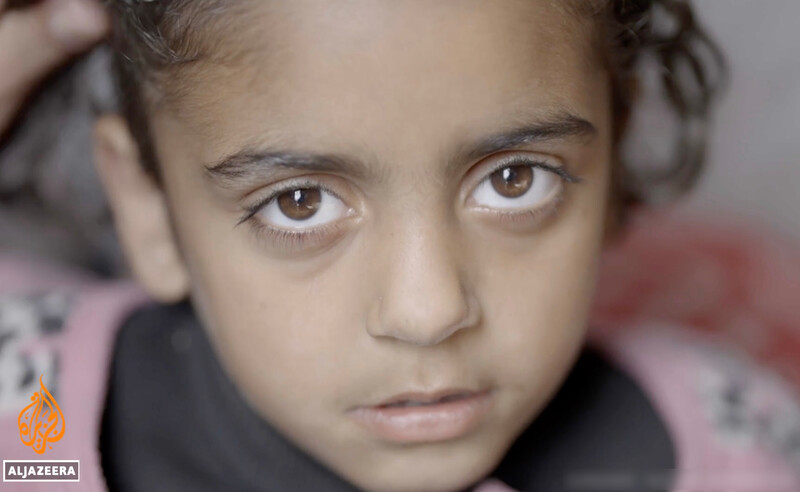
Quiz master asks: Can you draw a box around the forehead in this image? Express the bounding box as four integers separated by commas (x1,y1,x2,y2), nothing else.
153,0,605,163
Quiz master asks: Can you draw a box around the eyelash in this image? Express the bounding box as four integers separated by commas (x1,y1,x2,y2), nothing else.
237,178,345,226
237,158,583,250
245,216,348,252
237,178,348,250
474,155,583,225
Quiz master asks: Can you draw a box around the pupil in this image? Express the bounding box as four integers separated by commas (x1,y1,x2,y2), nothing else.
490,165,533,198
277,188,322,220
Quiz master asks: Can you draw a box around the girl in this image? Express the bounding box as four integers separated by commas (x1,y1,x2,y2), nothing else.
1,1,799,491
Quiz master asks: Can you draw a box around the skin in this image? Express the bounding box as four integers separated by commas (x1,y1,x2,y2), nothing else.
94,1,615,490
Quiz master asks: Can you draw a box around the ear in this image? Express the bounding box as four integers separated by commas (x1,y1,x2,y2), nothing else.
92,114,190,304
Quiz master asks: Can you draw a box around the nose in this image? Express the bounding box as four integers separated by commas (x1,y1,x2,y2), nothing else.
367,219,479,346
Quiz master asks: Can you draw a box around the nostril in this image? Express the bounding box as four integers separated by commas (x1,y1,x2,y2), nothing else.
367,249,480,345
370,291,479,347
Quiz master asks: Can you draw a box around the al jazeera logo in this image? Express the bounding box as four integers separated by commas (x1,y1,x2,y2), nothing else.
3,375,80,483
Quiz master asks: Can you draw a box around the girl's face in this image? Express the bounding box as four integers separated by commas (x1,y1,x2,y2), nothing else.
98,0,612,490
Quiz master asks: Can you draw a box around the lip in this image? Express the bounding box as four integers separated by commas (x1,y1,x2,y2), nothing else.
372,387,484,407
347,388,493,443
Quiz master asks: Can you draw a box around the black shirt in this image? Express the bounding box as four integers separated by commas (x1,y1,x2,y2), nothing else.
100,300,675,491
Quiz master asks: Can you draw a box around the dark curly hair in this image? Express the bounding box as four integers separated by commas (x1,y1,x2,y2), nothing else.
105,0,727,238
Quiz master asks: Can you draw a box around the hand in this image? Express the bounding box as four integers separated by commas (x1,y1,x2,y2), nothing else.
0,0,108,135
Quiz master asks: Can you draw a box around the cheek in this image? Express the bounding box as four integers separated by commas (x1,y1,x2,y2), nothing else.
191,251,357,400
475,174,609,407
164,185,361,421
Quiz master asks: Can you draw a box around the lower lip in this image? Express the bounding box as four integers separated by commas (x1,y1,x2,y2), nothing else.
347,390,493,443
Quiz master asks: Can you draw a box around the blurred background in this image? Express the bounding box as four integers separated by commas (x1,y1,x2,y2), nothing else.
673,0,800,241
0,0,798,275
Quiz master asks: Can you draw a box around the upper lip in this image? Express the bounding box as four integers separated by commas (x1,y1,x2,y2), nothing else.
365,387,488,408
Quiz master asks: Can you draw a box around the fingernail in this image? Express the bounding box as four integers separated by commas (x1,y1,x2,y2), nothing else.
48,0,109,49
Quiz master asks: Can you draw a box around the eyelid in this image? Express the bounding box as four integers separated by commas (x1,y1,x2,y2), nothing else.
236,176,351,228
462,152,581,204
463,152,584,232
246,216,351,255
486,153,582,183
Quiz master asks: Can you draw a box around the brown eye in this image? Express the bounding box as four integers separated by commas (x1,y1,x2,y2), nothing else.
277,188,321,221
255,183,351,230
489,165,533,198
470,161,563,212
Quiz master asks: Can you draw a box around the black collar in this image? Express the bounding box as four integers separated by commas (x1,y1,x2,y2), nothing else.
100,300,674,492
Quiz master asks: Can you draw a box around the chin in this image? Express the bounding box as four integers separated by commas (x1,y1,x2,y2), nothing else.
343,440,507,492
354,472,488,492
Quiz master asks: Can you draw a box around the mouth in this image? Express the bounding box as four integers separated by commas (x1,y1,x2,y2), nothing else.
375,389,481,408
347,388,494,443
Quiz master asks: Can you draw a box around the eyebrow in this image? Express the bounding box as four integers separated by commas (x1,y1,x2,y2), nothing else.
203,111,596,188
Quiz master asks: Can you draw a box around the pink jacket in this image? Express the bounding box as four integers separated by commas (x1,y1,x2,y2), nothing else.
2,209,800,491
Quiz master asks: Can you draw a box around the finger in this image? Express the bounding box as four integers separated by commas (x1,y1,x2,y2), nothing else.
0,0,108,95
